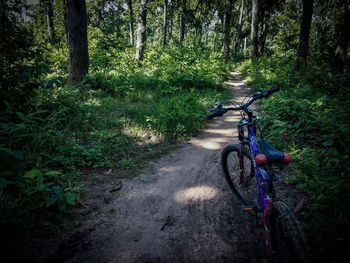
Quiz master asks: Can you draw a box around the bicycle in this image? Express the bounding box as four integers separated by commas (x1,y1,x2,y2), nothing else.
207,88,312,263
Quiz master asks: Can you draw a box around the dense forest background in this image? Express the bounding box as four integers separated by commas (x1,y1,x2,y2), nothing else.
0,0,349,259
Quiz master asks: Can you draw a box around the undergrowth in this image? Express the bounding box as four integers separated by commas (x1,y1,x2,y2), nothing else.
239,56,350,224
0,44,231,232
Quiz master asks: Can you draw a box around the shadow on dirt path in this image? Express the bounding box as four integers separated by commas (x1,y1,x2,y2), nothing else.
32,73,268,263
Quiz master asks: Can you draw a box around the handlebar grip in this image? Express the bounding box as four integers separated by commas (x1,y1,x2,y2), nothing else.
207,109,225,119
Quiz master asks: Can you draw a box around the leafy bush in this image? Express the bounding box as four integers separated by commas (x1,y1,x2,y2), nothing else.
0,42,231,231
239,56,350,223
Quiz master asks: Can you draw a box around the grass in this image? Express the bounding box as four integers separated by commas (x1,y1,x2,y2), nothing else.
0,45,232,232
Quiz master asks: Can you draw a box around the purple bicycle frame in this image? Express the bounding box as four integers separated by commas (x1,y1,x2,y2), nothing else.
247,126,273,252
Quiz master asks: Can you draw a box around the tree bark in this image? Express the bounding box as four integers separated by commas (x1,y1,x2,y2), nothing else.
333,3,350,72
128,0,134,46
179,0,186,45
223,0,233,64
63,0,68,43
66,0,89,85
163,0,168,47
296,0,313,71
136,0,147,61
168,6,174,43
235,0,244,53
251,0,259,60
258,8,270,57
45,0,55,44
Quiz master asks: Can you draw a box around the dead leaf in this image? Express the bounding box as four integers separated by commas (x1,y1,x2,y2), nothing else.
110,209,116,214
293,199,305,214
109,182,122,193
104,169,112,175
104,196,110,204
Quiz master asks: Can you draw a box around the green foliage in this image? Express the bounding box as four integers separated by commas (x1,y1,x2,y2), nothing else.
0,33,230,231
239,56,350,223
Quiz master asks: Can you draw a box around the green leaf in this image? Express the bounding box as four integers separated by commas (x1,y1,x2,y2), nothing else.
53,186,63,195
13,150,24,160
45,170,62,176
31,110,49,116
16,112,26,121
36,183,45,191
46,196,58,207
322,139,334,147
24,169,42,179
65,192,76,205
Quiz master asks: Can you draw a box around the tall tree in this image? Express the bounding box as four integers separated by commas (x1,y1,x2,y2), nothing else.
44,0,55,44
179,0,186,45
296,0,313,71
163,0,168,47
258,0,274,57
235,0,244,53
223,0,233,64
66,0,89,84
136,0,148,61
63,0,68,43
167,1,174,43
333,3,350,72
251,0,259,60
128,0,134,46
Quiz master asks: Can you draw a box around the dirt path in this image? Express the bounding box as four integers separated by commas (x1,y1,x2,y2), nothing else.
44,72,265,263
33,73,271,263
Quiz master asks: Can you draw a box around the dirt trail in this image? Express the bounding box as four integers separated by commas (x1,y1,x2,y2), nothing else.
35,73,271,263
47,72,265,263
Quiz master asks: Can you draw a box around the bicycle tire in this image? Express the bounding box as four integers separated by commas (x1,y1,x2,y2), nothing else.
221,144,258,206
267,201,313,263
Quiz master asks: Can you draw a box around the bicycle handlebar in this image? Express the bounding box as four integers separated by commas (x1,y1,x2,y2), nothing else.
207,88,280,120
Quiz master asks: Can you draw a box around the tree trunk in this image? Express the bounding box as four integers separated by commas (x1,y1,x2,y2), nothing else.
213,22,218,52
244,37,247,50
163,0,168,47
45,0,55,44
128,0,134,46
66,0,89,85
63,0,68,43
250,0,259,60
296,0,313,71
136,0,147,61
168,7,173,43
223,0,233,64
258,8,270,57
179,0,186,45
333,3,350,72
235,0,244,53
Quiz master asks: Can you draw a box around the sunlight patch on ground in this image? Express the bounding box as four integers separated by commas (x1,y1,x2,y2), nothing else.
159,165,182,173
174,185,218,203
224,81,245,87
197,141,221,150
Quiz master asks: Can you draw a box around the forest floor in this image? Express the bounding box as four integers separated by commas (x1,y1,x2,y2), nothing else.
15,73,310,263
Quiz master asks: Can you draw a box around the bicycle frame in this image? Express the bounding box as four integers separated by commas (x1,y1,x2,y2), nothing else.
239,119,274,253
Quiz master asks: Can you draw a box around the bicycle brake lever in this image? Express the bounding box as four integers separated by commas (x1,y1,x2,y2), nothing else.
207,103,224,112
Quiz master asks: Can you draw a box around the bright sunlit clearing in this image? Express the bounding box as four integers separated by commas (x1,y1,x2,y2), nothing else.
174,186,218,203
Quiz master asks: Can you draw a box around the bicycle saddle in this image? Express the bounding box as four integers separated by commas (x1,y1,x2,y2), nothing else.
255,139,291,165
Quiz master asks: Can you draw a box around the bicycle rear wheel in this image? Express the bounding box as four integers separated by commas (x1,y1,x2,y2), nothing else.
267,201,313,263
221,144,258,206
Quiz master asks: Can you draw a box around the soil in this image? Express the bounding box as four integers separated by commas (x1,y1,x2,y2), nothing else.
9,73,310,263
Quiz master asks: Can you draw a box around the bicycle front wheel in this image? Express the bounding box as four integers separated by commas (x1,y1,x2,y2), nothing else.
267,201,313,263
221,144,258,206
